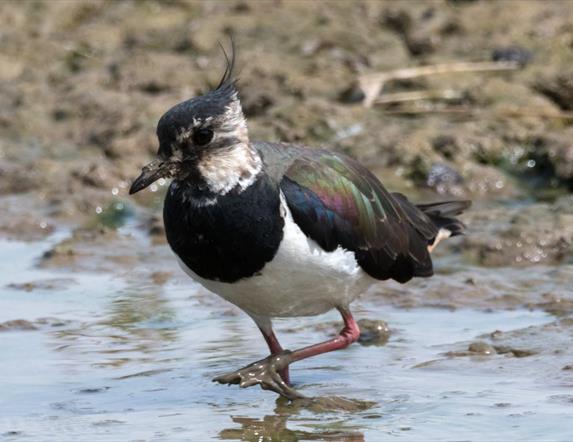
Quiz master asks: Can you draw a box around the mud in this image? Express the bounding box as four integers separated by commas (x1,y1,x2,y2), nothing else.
1,1,573,441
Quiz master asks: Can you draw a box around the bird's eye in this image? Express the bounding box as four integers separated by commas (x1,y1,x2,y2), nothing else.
192,128,214,146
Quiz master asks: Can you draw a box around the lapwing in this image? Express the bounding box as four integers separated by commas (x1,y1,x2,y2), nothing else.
130,48,470,400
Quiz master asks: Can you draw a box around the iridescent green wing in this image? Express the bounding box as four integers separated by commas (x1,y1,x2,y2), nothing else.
280,149,437,283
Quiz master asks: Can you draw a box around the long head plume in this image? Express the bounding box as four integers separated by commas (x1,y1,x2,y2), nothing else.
215,38,238,94
217,39,235,85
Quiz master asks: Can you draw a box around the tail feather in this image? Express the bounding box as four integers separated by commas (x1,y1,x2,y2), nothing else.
388,194,471,279
416,200,471,237
416,200,471,217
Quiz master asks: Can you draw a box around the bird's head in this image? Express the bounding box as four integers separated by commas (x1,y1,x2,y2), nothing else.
129,47,260,197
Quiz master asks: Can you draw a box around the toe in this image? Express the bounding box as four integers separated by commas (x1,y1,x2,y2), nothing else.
212,352,306,400
213,372,240,385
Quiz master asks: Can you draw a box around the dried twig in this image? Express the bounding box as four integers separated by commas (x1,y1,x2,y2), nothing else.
374,89,463,105
382,105,573,121
359,61,520,107
382,106,475,117
499,108,573,121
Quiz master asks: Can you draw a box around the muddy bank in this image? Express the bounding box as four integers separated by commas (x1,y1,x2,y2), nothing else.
1,1,573,235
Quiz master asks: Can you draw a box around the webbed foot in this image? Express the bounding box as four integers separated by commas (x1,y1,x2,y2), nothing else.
213,351,306,400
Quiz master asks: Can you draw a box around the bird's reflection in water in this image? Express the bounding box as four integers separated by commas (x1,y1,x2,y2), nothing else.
219,415,364,441
219,396,373,441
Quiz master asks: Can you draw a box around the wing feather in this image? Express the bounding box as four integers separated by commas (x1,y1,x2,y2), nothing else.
280,150,437,283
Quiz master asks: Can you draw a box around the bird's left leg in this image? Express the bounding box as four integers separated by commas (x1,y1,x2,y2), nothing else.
213,307,360,400
247,315,290,383
213,315,300,399
259,327,290,385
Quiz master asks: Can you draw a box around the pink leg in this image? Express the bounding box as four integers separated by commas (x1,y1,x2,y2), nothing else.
259,327,290,384
289,307,360,363
214,308,361,400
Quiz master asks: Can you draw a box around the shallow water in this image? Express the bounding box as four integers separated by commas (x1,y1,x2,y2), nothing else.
1,233,573,442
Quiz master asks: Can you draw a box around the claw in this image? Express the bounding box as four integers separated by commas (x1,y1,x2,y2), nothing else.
213,351,307,400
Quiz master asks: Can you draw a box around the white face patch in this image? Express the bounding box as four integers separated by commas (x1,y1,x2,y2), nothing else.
169,94,261,197
195,95,260,195
197,143,262,195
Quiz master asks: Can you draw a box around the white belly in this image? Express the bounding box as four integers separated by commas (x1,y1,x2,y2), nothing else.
178,195,373,318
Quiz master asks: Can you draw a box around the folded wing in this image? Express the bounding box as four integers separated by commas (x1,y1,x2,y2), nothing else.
280,150,468,283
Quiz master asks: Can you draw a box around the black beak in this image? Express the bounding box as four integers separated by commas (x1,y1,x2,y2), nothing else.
129,158,173,195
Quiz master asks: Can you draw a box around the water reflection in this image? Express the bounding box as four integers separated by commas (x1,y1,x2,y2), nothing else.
219,415,364,441
218,394,373,441
220,414,364,441
52,286,181,369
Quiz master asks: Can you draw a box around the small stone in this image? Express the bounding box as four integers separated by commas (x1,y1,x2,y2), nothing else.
357,319,391,346
492,46,533,66
468,341,496,355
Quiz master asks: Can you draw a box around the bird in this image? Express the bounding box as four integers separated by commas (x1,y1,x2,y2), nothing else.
129,47,471,400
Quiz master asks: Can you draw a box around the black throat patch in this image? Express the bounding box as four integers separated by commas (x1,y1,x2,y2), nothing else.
163,174,284,283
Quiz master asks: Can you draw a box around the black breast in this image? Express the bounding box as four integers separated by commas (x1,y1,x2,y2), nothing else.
163,175,284,283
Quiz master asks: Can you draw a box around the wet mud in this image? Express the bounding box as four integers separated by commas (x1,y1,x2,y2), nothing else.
1,1,573,441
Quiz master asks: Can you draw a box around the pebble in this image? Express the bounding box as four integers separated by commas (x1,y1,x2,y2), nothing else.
357,319,391,346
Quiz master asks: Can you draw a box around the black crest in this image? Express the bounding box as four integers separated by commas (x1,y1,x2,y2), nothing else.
156,40,240,157
215,39,238,93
